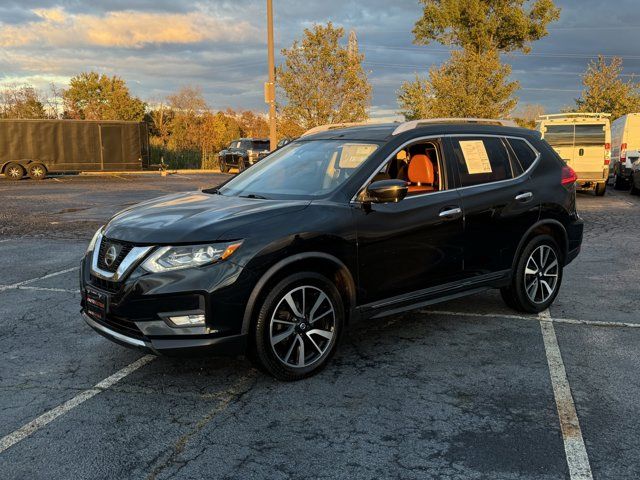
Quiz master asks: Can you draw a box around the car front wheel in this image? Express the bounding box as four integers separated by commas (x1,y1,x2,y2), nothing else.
501,235,563,313
253,272,343,381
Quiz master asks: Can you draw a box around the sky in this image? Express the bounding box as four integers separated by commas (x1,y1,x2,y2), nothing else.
1,0,639,120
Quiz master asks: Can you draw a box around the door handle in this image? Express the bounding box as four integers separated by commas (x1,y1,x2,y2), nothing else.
515,192,533,202
439,207,462,219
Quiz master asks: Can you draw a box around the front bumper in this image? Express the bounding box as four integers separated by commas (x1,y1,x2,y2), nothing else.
83,312,247,355
80,250,255,356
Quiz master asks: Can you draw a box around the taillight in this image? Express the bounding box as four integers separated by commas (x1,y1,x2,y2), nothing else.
561,165,578,186
621,143,627,161
605,142,611,165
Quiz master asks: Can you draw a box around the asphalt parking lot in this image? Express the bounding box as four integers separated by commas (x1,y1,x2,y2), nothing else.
1,174,639,479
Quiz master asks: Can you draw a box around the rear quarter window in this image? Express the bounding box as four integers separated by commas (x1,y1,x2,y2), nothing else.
507,138,538,172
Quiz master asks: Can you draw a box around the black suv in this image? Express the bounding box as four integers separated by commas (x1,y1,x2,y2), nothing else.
81,119,583,380
218,138,270,173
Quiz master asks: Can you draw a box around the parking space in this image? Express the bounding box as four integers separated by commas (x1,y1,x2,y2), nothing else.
1,176,639,479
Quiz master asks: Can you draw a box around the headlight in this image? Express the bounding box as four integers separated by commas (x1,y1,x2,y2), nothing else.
141,241,242,273
86,226,103,253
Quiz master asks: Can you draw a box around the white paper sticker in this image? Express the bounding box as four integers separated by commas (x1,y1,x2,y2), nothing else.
459,140,492,174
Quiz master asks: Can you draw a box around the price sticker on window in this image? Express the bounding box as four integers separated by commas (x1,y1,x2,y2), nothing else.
459,140,493,174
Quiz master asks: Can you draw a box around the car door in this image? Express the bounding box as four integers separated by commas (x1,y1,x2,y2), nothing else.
449,135,540,278
354,137,465,306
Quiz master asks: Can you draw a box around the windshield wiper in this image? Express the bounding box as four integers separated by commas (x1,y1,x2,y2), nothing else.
239,194,269,200
202,187,222,195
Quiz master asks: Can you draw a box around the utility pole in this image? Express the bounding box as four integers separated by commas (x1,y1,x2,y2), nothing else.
266,0,277,150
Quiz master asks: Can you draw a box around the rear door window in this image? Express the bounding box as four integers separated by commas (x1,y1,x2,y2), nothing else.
544,125,574,147
451,137,514,187
574,124,605,146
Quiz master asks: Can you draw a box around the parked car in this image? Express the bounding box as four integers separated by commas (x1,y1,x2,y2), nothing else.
81,119,583,380
537,113,611,196
628,150,640,195
218,138,270,173
610,113,640,189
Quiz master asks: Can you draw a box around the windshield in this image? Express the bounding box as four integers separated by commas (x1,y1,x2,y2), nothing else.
251,141,270,151
218,140,380,199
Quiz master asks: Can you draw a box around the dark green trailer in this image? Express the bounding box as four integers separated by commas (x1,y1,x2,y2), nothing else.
0,119,150,180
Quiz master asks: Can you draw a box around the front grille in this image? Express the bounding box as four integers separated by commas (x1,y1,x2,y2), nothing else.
89,274,121,294
97,238,135,272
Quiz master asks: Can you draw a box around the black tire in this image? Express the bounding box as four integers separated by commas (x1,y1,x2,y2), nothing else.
595,182,606,196
630,178,640,196
5,163,25,180
237,158,246,173
253,272,344,381
613,174,627,190
219,161,229,173
500,235,563,313
28,163,47,180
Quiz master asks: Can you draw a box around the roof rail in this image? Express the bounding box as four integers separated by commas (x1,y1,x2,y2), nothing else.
300,122,374,137
392,118,517,136
538,112,611,120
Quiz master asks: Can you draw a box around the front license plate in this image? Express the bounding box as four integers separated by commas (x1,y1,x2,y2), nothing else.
85,287,108,321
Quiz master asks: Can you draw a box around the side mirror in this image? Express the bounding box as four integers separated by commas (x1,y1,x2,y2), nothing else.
363,179,408,204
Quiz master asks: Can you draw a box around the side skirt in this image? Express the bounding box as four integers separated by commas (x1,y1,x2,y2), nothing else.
356,270,511,321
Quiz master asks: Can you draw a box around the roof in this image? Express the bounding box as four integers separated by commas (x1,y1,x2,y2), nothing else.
300,121,539,142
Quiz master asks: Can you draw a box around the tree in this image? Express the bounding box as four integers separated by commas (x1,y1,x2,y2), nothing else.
399,0,560,120
146,102,174,147
63,72,145,121
413,0,561,54
574,56,640,119
0,84,47,119
167,86,208,150
513,103,545,128
277,23,372,130
398,49,519,119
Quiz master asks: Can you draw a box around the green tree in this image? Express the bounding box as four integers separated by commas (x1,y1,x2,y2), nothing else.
398,49,519,119
413,0,560,54
0,84,47,119
399,0,560,120
277,23,372,130
574,56,640,119
63,72,145,121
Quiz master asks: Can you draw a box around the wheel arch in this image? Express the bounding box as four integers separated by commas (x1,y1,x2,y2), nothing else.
512,219,569,270
241,252,357,336
1,159,41,173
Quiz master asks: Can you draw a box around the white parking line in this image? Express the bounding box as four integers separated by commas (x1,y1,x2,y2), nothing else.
14,285,81,294
421,309,640,329
539,309,593,480
0,355,155,454
0,266,79,292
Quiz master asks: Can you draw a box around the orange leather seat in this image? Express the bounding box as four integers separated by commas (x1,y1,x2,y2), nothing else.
407,153,435,193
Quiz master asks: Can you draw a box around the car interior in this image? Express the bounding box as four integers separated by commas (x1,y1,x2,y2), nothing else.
372,141,442,194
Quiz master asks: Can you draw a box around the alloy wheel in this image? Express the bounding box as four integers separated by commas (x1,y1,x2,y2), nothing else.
524,245,559,304
269,285,336,368
30,165,45,178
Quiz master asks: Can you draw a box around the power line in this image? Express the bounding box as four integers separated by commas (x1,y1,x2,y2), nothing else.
359,44,640,61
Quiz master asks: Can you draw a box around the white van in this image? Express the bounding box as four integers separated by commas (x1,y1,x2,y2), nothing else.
610,113,640,189
537,113,611,196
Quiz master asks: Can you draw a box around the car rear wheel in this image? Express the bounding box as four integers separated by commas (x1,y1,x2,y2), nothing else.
630,174,639,195
28,163,47,180
501,235,563,313
595,182,606,196
253,272,343,381
5,163,25,180
613,174,627,190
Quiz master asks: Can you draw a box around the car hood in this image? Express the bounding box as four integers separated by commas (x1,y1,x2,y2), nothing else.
103,191,310,244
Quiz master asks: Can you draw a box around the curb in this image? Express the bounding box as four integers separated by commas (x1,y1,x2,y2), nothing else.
79,169,224,176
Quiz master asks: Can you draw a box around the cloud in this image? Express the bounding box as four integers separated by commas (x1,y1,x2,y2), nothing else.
0,7,261,48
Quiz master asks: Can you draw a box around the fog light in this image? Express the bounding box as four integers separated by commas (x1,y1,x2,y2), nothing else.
168,314,205,327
